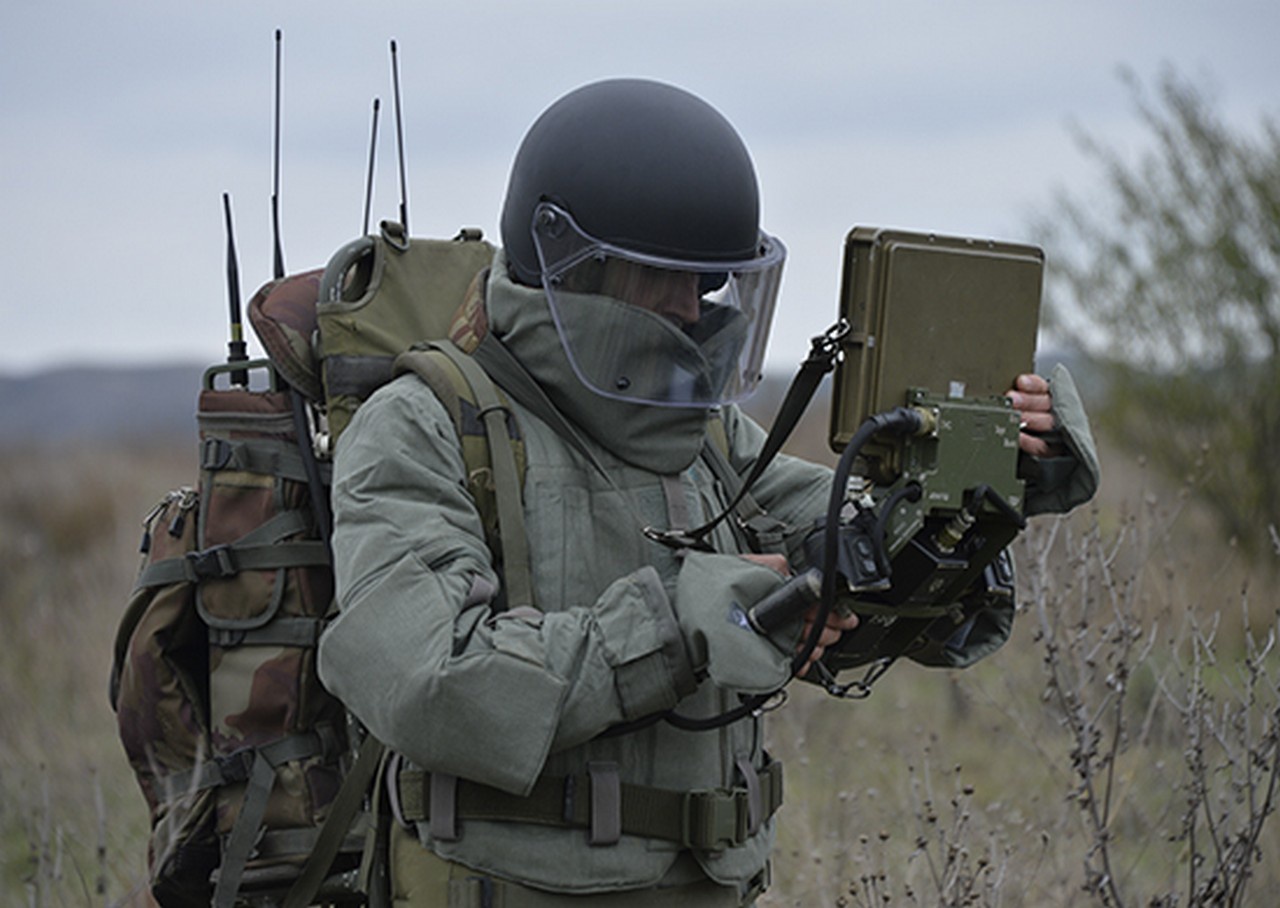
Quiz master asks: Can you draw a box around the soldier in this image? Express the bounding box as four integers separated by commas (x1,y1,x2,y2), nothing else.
317,78,1095,906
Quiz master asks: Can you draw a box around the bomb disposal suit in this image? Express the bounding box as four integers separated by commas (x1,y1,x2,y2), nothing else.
317,79,1092,906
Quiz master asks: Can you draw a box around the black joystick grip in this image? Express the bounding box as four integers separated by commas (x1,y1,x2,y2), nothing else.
746,568,823,634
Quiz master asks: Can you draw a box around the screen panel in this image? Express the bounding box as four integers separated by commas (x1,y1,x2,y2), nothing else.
829,228,1043,450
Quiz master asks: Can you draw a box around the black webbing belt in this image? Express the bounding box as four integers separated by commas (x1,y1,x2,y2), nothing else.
395,761,782,852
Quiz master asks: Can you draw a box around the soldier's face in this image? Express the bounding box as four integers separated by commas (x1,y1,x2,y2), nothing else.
600,260,702,328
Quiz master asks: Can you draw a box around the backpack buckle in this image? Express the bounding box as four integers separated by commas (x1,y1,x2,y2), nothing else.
185,544,237,581
216,749,258,785
201,438,235,471
681,788,750,850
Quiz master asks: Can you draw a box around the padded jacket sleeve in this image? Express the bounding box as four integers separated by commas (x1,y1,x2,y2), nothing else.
317,377,696,796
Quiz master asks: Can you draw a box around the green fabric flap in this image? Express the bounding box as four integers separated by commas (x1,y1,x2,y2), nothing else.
675,552,796,694
317,231,494,440
1024,363,1101,516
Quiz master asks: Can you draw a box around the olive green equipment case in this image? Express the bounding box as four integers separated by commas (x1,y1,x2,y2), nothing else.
830,226,1043,453
110,222,528,908
819,227,1043,671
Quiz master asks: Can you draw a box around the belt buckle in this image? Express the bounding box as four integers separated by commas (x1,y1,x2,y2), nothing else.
682,789,749,850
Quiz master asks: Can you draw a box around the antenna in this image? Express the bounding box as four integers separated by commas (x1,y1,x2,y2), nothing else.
363,98,381,236
222,192,249,386
390,39,409,234
271,28,286,279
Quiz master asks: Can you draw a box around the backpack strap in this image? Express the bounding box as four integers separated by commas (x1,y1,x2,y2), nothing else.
393,341,534,611
132,510,329,590
210,729,344,908
282,733,387,908
476,330,788,556
472,332,614,482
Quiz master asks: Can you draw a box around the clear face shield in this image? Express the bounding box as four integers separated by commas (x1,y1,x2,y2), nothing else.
531,202,786,408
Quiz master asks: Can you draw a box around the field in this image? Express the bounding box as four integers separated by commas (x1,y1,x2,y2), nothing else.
1,425,1277,906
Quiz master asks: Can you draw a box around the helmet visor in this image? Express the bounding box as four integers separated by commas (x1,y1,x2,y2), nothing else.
531,202,785,408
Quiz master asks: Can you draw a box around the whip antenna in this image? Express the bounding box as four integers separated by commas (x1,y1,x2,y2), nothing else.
390,39,409,233
222,192,249,386
271,28,285,279
363,98,381,236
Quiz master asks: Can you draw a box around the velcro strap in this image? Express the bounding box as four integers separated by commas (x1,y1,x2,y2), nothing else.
208,616,325,648
324,354,395,400
135,508,324,589
164,729,340,800
201,436,331,486
740,512,790,553
660,474,690,533
396,760,783,850
430,772,459,843
135,538,329,589
587,762,621,846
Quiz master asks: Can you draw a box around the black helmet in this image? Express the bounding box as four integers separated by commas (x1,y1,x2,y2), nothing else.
500,79,786,409
500,78,763,285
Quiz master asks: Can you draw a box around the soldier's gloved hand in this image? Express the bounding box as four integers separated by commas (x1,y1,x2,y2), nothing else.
674,550,801,694
1009,363,1101,516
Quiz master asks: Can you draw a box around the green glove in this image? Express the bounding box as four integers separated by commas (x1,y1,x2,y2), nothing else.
1023,363,1102,516
674,551,800,694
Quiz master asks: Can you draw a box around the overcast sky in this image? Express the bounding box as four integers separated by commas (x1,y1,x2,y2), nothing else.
2,1,1277,377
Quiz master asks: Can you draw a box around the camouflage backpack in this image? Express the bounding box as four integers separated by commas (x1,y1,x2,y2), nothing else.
109,224,527,907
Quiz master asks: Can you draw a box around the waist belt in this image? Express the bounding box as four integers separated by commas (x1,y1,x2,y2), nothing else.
396,758,782,851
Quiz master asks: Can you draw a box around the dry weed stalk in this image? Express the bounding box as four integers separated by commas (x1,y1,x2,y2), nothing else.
1029,502,1280,907
904,759,1013,908
841,754,1020,908
1158,590,1279,906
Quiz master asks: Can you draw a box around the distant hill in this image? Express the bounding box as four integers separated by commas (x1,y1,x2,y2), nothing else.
0,350,1090,453
0,364,205,448
0,364,827,452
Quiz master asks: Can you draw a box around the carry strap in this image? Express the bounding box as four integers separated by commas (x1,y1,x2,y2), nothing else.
474,332,774,554
207,617,325,648
282,733,387,908
647,321,849,551
395,341,534,611
431,341,533,612
165,727,337,802
133,508,328,590
290,385,334,548
199,435,331,487
472,333,614,482
209,731,341,908
213,754,278,908
699,432,790,554
395,761,783,852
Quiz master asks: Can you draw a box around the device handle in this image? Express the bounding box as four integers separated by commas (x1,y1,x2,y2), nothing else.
746,568,823,634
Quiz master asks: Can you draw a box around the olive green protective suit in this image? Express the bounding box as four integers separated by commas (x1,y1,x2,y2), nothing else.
317,252,1084,902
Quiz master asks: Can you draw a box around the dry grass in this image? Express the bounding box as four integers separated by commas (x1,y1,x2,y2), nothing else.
1,442,190,905
761,439,1280,907
2,425,1277,907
